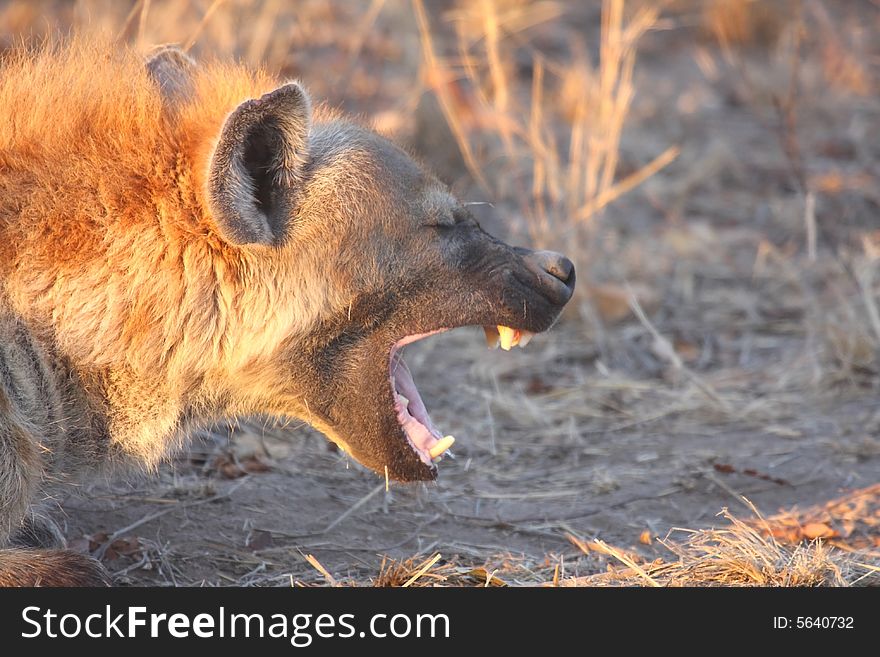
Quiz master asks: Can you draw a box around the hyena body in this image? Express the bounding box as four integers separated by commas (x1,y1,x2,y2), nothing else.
0,41,574,585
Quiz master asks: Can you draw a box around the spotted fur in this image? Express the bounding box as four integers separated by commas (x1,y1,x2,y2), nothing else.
0,38,575,586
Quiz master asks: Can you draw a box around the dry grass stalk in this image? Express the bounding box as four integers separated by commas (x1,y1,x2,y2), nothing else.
856,257,880,349
412,0,491,193
374,553,454,587
654,508,854,587
626,286,731,412
137,0,151,46
401,552,444,587
569,535,661,586
184,0,226,52
304,553,339,586
415,0,675,252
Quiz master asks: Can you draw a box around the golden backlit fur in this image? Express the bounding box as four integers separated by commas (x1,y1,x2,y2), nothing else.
0,37,576,585
0,39,355,466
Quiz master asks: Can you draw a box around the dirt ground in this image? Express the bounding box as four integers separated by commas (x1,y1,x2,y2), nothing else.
61,329,880,585
6,0,879,585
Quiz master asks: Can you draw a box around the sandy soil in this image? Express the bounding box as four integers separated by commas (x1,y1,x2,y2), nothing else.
60,323,880,585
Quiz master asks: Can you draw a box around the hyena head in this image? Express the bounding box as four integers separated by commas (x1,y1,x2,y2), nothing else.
156,50,575,483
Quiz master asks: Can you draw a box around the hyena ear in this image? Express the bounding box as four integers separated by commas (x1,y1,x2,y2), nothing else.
145,44,196,104
206,83,311,246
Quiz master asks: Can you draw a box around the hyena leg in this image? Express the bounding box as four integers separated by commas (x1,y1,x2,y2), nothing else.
9,510,66,549
0,417,108,586
0,412,41,544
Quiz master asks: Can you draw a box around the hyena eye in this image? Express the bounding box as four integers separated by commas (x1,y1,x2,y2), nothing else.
424,213,456,229
424,206,473,230
435,207,470,228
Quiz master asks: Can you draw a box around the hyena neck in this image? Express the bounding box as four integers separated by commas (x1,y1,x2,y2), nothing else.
89,364,224,469
0,299,114,478
0,294,195,472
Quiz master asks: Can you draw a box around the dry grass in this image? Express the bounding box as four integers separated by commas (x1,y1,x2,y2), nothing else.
564,512,857,587
557,487,880,587
286,485,880,587
697,0,790,50
358,486,880,587
414,0,678,257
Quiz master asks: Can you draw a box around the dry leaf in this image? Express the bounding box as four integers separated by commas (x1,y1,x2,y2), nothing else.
211,453,272,479
466,567,507,587
801,522,837,540
240,454,272,474
246,529,273,551
587,284,632,324
674,339,700,362
68,536,92,554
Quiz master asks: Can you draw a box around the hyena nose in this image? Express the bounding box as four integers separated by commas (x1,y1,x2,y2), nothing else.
540,252,575,284
525,250,576,302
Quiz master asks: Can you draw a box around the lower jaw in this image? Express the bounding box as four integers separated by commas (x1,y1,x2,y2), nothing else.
388,324,538,465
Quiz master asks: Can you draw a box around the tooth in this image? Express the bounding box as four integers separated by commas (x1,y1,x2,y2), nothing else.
429,435,455,460
518,331,535,348
397,394,409,407
498,325,519,350
483,326,500,349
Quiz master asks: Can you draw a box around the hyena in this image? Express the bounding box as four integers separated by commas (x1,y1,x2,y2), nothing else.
0,40,575,585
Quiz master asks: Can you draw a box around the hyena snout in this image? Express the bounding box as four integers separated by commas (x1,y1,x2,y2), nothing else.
521,250,576,305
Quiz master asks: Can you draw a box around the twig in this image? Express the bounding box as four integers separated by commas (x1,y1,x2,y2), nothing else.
184,0,227,52
626,285,731,412
804,191,816,261
109,552,151,579
856,261,880,347
322,483,385,533
93,478,248,560
704,472,755,514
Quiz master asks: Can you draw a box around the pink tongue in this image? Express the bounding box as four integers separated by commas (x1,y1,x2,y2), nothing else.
396,412,437,465
394,359,435,431
391,355,442,465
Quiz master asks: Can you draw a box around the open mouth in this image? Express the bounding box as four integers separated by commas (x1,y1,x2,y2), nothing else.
389,325,536,466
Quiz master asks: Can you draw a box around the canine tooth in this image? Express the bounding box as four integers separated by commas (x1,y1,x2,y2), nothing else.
518,331,535,348
498,325,519,351
483,326,500,349
397,394,409,407
429,435,455,459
